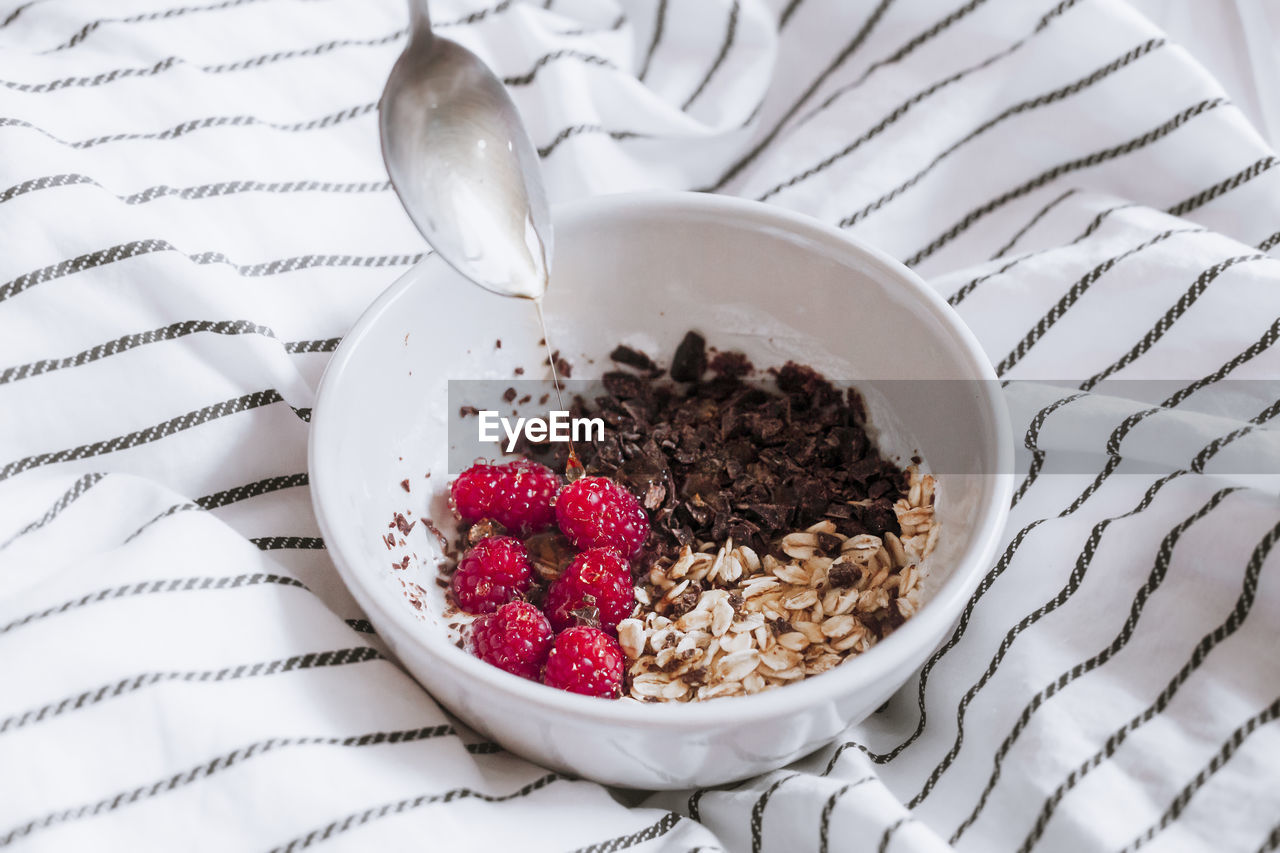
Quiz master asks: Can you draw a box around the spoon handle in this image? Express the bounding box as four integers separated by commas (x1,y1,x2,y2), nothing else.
407,0,432,37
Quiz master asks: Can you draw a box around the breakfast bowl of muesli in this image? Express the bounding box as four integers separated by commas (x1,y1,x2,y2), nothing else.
309,192,1012,789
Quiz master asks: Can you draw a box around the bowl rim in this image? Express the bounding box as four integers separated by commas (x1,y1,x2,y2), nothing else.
309,190,1014,728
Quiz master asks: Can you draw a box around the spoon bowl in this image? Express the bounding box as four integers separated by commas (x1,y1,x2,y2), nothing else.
379,1,552,299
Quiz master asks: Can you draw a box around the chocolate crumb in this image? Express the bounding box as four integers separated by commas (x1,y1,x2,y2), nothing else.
709,350,753,378
515,367,525,376
502,387,517,403
495,339,502,349
392,512,416,537
459,405,480,418
400,478,411,493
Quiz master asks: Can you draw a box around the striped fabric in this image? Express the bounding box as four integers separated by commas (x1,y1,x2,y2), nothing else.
0,0,1278,850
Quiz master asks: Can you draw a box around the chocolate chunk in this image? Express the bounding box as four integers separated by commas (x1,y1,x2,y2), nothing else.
502,387,517,403
610,344,657,372
828,564,860,588
520,331,907,556
670,331,707,382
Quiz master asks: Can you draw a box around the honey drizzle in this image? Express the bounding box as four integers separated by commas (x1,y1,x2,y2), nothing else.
533,298,584,481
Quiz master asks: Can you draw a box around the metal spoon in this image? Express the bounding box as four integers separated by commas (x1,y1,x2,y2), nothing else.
379,0,552,301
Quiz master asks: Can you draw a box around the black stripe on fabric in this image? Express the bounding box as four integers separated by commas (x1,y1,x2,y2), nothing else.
686,776,754,823
757,0,1084,203
267,773,562,852
284,337,341,353
1009,392,1087,508
0,573,308,636
0,390,301,482
1119,696,1280,852
537,125,644,158
946,202,1136,307
123,503,200,544
794,0,995,130
1190,397,1280,474
1018,518,1280,853
251,537,325,550
1079,253,1270,390
0,239,169,303
637,0,666,81
0,724,455,847
1257,823,1280,853
778,0,803,28
1259,231,1280,252
1106,315,1280,456
702,0,896,191
906,471,1205,815
682,0,739,111
0,238,424,305
991,189,1079,259
750,774,797,853
0,173,390,206
993,227,1202,376
1,0,41,28
553,12,626,37
465,741,502,754
878,816,912,853
905,98,1227,268
434,0,515,28
948,485,1238,842
841,38,1164,230
1010,451,1044,509
570,813,684,853
0,101,377,150
345,619,376,634
0,647,382,735
502,49,617,86
1166,155,1279,217
1,322,340,386
0,472,105,550
125,473,312,544
0,320,274,384
197,473,309,510
42,0,266,53
2,29,407,93
818,776,875,853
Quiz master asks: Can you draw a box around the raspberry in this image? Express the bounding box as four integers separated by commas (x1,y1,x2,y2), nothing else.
545,547,635,634
450,459,560,535
542,626,624,698
554,476,649,557
470,601,553,679
450,536,533,614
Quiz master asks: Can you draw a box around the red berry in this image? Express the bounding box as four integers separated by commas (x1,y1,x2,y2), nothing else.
451,536,533,614
542,626,624,698
554,476,649,557
450,459,560,535
545,547,635,634
470,602,553,679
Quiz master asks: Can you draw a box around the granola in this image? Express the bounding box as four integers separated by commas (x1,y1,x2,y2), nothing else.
618,467,937,702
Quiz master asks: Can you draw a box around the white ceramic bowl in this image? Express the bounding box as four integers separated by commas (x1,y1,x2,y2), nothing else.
309,192,1012,790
